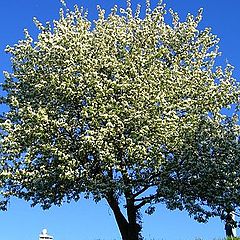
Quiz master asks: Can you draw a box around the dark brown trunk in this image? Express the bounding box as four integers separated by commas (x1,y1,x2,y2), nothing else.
106,193,129,240
125,191,142,240
106,192,141,240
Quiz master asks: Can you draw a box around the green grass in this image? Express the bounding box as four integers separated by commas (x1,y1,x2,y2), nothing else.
223,238,240,240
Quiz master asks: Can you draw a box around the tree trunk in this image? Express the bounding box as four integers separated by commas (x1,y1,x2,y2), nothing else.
125,191,142,240
106,193,142,240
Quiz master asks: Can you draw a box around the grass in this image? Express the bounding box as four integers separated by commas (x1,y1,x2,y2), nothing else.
195,238,240,240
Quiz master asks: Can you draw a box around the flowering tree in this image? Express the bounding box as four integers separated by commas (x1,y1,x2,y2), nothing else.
0,1,239,239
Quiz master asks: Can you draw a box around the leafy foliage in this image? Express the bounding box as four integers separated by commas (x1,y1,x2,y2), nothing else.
0,1,240,239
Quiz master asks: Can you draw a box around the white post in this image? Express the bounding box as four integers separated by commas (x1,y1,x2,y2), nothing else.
39,229,54,240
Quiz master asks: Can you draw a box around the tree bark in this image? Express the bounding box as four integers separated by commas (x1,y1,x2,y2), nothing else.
125,191,142,240
106,192,141,240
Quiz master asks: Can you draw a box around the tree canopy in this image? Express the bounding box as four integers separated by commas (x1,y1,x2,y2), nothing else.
0,1,240,239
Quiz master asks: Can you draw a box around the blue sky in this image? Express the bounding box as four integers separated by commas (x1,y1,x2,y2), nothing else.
0,1,240,240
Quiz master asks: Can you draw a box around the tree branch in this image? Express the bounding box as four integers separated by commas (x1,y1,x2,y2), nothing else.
133,185,150,198
135,194,157,209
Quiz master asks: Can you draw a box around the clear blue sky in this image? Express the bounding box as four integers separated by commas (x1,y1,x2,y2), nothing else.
0,1,240,240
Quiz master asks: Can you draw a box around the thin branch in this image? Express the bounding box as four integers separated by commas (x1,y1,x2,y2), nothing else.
133,186,150,198
134,194,157,202
135,194,157,209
